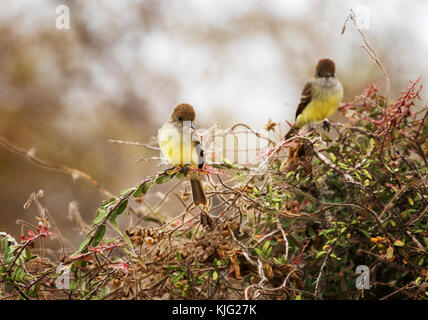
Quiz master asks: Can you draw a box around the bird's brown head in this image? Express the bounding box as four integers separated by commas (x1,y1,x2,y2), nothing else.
170,103,196,123
315,58,336,78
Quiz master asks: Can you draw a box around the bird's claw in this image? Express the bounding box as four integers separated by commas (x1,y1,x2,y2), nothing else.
179,164,189,175
323,120,331,132
165,167,179,175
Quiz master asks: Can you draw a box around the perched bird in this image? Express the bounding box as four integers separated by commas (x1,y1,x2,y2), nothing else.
157,103,206,206
285,58,343,139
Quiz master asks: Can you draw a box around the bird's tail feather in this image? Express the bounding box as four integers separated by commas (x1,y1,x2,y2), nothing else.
190,178,206,206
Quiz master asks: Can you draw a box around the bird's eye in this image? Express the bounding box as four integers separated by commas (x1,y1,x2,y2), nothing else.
318,72,322,77
178,116,183,121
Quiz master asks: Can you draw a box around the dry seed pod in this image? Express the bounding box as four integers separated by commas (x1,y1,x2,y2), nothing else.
231,222,240,232
113,277,121,287
145,236,155,245
221,229,230,237
263,263,274,280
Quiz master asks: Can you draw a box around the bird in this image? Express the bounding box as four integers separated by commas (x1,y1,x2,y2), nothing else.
157,103,206,206
285,58,344,139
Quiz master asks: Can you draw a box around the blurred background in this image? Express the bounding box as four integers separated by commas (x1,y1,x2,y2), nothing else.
1,0,427,245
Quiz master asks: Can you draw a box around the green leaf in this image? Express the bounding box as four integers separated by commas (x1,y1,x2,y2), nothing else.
285,171,294,180
23,248,32,262
119,188,134,196
316,251,327,259
267,246,272,258
91,225,106,247
408,197,414,206
212,271,218,281
252,187,260,196
98,287,107,300
123,234,133,247
393,240,404,247
164,265,179,271
358,229,371,239
69,281,77,291
142,182,153,194
78,238,91,252
254,247,263,258
133,186,143,198
329,153,337,163
102,197,117,208
175,173,186,180
1,237,10,251
109,199,128,222
92,209,109,225
117,199,128,214
363,169,372,180
338,162,349,170
223,158,237,169
213,258,223,268
262,241,270,254
155,174,173,184
12,266,25,282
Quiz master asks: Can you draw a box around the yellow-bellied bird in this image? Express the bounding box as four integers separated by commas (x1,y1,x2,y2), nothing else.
158,103,206,206
285,58,343,139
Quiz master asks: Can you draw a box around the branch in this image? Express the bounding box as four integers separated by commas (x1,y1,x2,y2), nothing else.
0,136,115,198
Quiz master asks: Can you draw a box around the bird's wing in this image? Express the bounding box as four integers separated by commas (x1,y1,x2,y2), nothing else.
295,81,313,119
192,138,204,169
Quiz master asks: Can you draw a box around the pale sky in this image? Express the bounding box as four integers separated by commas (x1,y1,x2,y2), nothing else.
2,0,427,131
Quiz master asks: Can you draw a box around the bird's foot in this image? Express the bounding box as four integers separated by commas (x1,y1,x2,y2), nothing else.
322,119,331,132
307,122,315,132
179,164,189,175
165,167,179,175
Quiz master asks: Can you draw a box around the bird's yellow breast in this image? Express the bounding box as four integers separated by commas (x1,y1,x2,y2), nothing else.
295,82,343,128
158,123,199,166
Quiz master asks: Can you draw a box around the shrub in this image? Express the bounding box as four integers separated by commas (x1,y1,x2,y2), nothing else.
1,77,427,300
